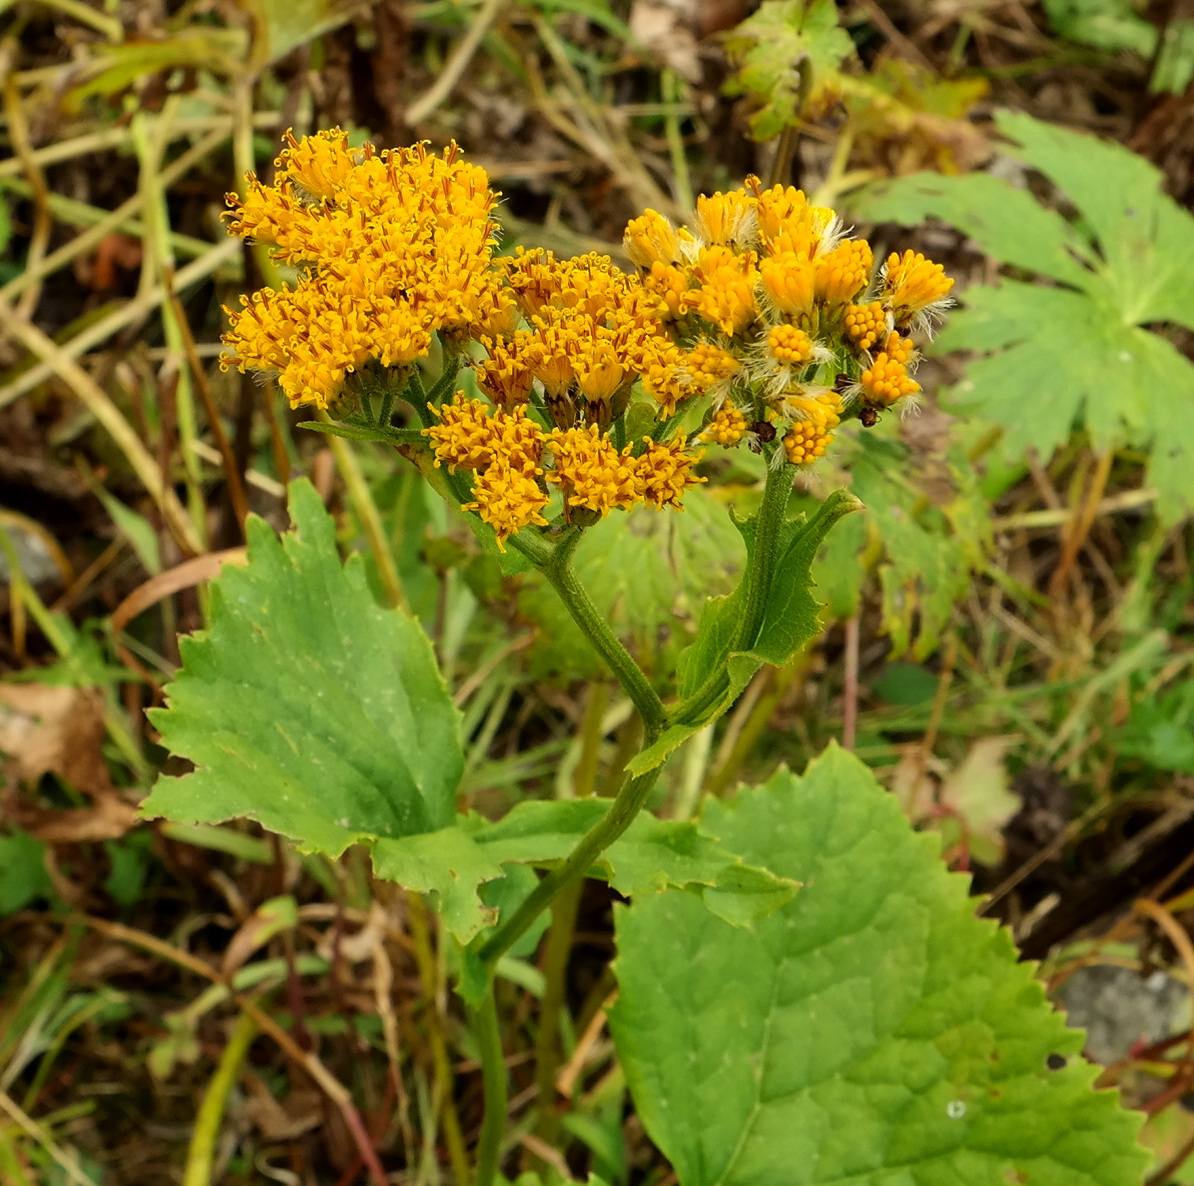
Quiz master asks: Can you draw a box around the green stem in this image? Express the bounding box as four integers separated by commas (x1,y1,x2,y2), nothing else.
735,453,794,650
672,454,794,725
540,532,666,737
183,1011,257,1186
477,763,663,968
532,878,583,1148
473,990,507,1186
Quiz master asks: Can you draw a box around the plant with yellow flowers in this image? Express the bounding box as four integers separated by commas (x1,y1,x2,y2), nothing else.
219,129,948,554
145,132,1147,1186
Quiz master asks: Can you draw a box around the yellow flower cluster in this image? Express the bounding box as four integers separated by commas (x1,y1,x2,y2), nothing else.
221,131,508,408
426,395,704,546
618,178,952,467
220,132,952,552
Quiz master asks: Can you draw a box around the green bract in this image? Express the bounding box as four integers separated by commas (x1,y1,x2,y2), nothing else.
610,747,1149,1186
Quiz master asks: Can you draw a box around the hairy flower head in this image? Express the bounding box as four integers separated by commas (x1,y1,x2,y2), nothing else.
683,245,759,335
754,183,838,255
547,425,640,516
860,352,920,406
759,251,816,320
624,209,686,268
462,461,550,550
636,435,706,508
814,239,873,307
844,301,888,352
693,189,757,248
882,250,954,331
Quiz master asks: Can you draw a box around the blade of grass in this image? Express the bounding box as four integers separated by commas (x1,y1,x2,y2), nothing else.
2,66,51,320
407,0,506,124
0,238,240,409
0,113,281,182
165,268,250,533
0,295,203,555
182,1011,258,1186
0,125,228,303
317,415,408,611
132,106,207,546
25,0,122,40
0,1092,93,1186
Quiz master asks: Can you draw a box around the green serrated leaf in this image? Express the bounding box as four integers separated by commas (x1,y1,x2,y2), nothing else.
1044,0,1158,56
854,109,1194,523
468,799,798,925
723,0,855,141
373,826,504,943
610,746,1149,1186
853,170,1095,288
993,110,1194,328
143,478,464,857
256,0,367,64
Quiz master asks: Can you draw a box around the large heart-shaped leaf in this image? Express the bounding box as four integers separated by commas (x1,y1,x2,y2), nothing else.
610,746,1148,1186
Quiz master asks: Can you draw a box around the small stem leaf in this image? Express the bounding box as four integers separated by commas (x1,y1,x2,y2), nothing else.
633,490,859,776
466,800,798,924
610,746,1149,1186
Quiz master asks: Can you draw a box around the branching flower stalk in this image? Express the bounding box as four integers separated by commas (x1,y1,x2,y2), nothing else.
219,129,953,1186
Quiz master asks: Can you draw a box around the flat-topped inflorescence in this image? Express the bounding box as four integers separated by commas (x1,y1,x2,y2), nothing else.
221,132,952,551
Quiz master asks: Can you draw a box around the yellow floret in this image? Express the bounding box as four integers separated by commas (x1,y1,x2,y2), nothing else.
642,262,690,321
575,339,631,404
782,420,834,465
767,324,814,367
476,336,536,410
754,184,836,255
425,396,499,472
860,354,920,406
883,250,954,326
844,301,887,351
700,405,748,447
462,461,549,550
759,251,815,319
693,189,757,247
685,342,740,390
547,425,641,516
276,127,358,199
814,238,873,307
683,245,759,336
624,209,682,268
878,331,916,365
